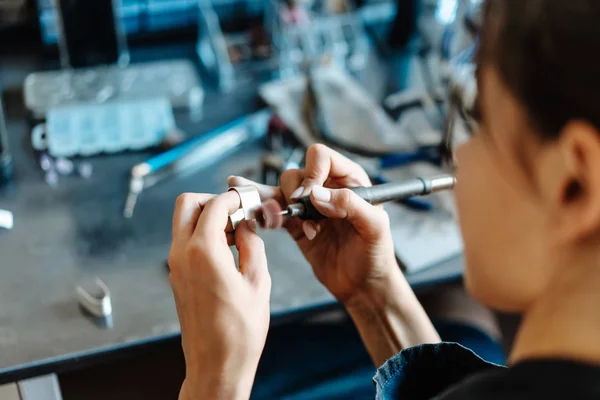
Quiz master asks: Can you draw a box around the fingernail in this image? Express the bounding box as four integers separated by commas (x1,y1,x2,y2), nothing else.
290,187,304,199
300,186,313,198
311,186,331,203
303,221,318,241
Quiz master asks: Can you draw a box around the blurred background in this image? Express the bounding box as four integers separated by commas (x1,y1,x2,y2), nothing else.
0,1,500,399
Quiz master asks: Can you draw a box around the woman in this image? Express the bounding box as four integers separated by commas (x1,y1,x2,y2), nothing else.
168,0,600,398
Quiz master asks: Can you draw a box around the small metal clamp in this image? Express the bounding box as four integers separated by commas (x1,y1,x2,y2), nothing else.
228,185,261,230
76,278,112,318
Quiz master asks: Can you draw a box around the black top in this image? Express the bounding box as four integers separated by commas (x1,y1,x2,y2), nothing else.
373,343,600,399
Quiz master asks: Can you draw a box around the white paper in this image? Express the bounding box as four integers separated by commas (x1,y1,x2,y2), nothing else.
383,163,463,273
386,203,463,273
0,209,14,230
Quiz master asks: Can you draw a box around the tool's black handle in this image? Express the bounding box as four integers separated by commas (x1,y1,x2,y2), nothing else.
294,196,327,220
293,186,392,221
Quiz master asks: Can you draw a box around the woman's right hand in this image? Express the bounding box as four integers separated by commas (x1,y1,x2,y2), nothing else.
229,144,400,307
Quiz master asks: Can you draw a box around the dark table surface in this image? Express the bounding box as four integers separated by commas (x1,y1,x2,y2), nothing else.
0,45,462,383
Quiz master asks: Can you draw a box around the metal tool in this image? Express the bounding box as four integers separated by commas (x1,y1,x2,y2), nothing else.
123,109,270,218
285,175,456,220
370,175,433,212
76,278,112,318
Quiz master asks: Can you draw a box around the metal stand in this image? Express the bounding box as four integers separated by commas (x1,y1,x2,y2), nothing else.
18,375,63,400
197,1,237,92
197,0,370,91
267,0,369,77
0,375,63,400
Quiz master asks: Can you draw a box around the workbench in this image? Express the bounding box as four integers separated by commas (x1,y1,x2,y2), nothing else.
0,46,463,390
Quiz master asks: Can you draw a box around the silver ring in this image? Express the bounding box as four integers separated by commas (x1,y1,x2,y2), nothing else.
228,185,261,230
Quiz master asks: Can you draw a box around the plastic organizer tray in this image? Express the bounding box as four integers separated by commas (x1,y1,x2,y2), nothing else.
33,97,175,158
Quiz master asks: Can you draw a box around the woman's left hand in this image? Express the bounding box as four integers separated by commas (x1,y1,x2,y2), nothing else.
169,191,271,400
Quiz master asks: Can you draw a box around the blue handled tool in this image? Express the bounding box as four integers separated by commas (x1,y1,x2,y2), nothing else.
123,109,270,218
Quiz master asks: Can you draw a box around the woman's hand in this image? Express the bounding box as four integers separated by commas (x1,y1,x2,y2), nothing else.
169,192,271,400
229,144,397,306
230,145,440,366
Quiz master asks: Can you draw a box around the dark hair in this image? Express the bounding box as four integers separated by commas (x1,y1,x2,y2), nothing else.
479,0,600,139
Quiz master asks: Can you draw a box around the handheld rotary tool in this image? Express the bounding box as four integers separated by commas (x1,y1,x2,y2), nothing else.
257,175,456,229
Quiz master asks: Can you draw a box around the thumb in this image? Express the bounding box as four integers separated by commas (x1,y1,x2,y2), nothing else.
309,186,390,240
235,221,271,293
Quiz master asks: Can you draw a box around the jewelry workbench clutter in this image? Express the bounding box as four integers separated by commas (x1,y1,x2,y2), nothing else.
0,0,480,392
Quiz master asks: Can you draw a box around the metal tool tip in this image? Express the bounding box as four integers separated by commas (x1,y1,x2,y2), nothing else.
430,175,458,192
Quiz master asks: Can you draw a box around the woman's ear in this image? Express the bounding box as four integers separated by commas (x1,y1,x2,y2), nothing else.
542,121,600,243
